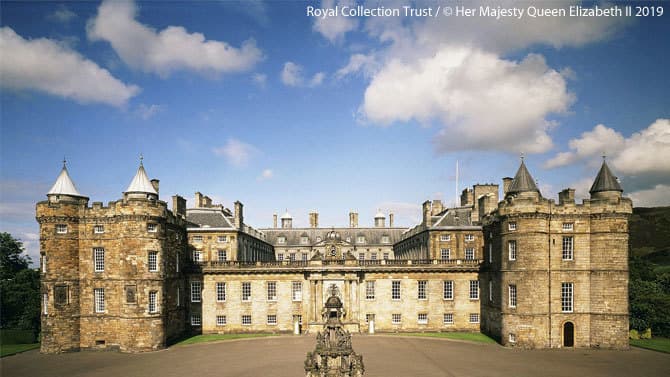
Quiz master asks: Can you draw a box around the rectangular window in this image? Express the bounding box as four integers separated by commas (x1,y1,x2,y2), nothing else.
176,287,180,306
302,253,308,262
193,235,203,242
216,315,227,326
56,224,67,234
562,222,574,231
191,314,201,326
508,222,517,231
370,252,377,260
418,280,427,300
41,255,47,273
217,235,227,243
488,244,493,263
561,282,573,313
391,313,401,324
363,281,374,300
469,280,479,300
391,280,401,300
418,313,428,324
277,237,286,244
267,315,277,325
267,281,277,301
489,280,493,302
465,234,474,241
562,236,574,260
94,225,104,234
365,314,375,324
147,223,157,233
381,236,390,243
383,253,389,260
357,236,365,244
242,315,252,325
509,284,517,308
443,280,454,300
289,253,296,262
191,281,202,302
148,291,158,313
508,240,517,261
94,288,105,313
441,248,451,260
443,313,453,325
148,251,158,272
277,253,284,261
509,333,516,343
43,293,48,315
94,248,105,272
358,253,365,261
295,315,302,325
216,282,226,302
301,236,309,244
465,248,475,260
469,313,480,323
292,281,302,301
440,234,451,242
192,250,202,263
55,285,68,305
218,250,227,262
242,282,251,301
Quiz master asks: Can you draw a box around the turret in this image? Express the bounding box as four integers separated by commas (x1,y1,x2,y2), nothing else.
124,157,158,201
505,158,541,201
589,158,623,201
281,210,293,229
46,160,88,204
374,210,386,228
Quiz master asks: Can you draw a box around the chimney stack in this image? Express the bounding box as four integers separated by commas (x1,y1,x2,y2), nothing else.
195,192,203,208
234,201,243,230
389,212,394,227
309,211,319,228
150,179,160,195
502,177,513,197
431,200,443,215
558,188,576,205
349,211,358,228
172,195,186,217
422,201,432,227
273,213,278,228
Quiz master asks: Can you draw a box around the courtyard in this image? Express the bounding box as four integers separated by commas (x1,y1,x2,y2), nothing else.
2,335,669,377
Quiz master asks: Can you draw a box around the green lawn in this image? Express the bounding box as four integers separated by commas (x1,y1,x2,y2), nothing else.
630,337,670,353
388,332,497,344
1,343,40,357
174,333,278,346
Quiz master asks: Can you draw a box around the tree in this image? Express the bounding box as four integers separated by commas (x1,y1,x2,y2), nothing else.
1,232,31,280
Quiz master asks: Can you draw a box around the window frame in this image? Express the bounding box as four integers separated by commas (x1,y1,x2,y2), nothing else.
391,313,402,325
94,225,104,234
440,248,451,260
417,280,427,300
218,250,227,262
267,281,277,301
191,314,201,326
508,222,517,231
94,248,105,272
562,236,574,261
465,248,475,260
241,314,252,325
148,291,158,313
191,281,202,303
440,234,451,242
469,313,480,323
267,314,277,325
216,282,226,302
561,282,574,313
216,315,227,326
508,284,517,308
365,281,375,300
147,223,158,233
292,281,302,301
443,280,454,300
148,251,158,272
469,280,479,300
508,240,517,261
391,280,401,300
56,224,68,234
443,313,454,325
94,288,105,313
417,313,428,324
242,282,252,302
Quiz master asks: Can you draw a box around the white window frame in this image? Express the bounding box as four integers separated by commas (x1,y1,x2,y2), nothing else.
217,235,227,243
465,234,474,242
94,248,105,272
443,313,453,325
391,313,401,324
443,280,454,300
216,315,227,326
383,253,389,260
418,280,427,300
191,314,201,326
43,293,48,315
289,253,296,262
94,288,105,313
357,236,365,244
216,282,226,302
242,282,252,302
358,253,365,261
509,333,516,343
218,250,227,262
192,235,203,242
508,222,517,231
56,224,67,234
147,223,157,233
148,251,158,272
277,237,286,244
94,225,104,234
191,281,202,303
508,284,517,308
417,313,428,324
241,314,252,325
365,281,375,300
465,248,475,260
562,222,574,231
440,248,451,260
267,281,277,301
192,250,203,263
469,313,480,323
292,281,302,301
508,240,517,261
562,236,574,261
277,253,284,261
148,291,158,313
561,282,574,313
440,234,451,242
391,280,401,300
371,252,377,260
469,280,479,300
267,314,277,325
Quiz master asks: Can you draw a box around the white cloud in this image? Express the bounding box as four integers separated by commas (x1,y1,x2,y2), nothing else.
628,185,670,207
312,0,359,43
360,48,573,153
0,27,139,107
135,103,163,120
47,5,77,24
544,124,626,168
212,139,258,167
87,0,263,77
335,53,379,79
258,169,274,181
611,119,670,177
280,62,324,87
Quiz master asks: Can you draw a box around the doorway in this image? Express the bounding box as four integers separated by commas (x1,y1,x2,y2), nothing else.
563,322,574,347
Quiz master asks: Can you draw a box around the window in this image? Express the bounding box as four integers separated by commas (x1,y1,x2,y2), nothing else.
94,288,105,313
365,281,375,300
218,250,227,262
43,293,48,315
440,234,451,242
440,248,451,260
365,314,375,323
418,280,427,300
242,282,251,301
289,253,296,262
562,237,574,260
147,223,157,233
391,314,401,324
191,281,202,302
292,281,302,301
381,236,390,243
41,255,47,273
302,253,308,262
391,280,401,300
509,333,516,343
509,285,517,308
301,236,309,244
125,285,137,304
443,280,454,300
469,313,480,323
508,222,517,231
277,253,284,261
508,240,517,261
489,280,493,302
357,236,365,244
176,288,180,306
216,282,226,302
148,251,158,272
465,248,475,260
383,253,389,260
267,315,277,325
217,235,227,243
191,314,201,326
94,225,104,234
277,236,286,244
267,281,277,301
55,285,68,305
148,291,158,313
418,313,428,324
488,244,493,263
295,315,302,325
216,315,227,326
358,253,365,261
94,248,105,272
443,313,453,325
371,252,377,260
242,315,252,325
465,234,474,241
192,235,203,242
562,222,574,231
469,280,479,300
561,283,573,312
56,224,67,234
176,254,180,273
192,250,203,263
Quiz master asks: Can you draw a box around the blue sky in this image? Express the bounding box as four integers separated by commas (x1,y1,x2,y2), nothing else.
1,0,669,263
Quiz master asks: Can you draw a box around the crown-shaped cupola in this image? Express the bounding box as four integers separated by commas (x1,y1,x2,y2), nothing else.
47,160,88,203
124,157,158,201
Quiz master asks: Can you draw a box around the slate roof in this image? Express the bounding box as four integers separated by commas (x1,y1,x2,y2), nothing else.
47,164,84,197
260,227,405,247
125,163,157,194
590,160,623,193
186,209,234,229
432,207,474,227
507,160,540,195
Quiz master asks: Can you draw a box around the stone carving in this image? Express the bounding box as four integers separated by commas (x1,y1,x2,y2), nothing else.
305,284,364,377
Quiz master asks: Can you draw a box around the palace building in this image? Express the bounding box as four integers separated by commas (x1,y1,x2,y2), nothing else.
36,158,631,352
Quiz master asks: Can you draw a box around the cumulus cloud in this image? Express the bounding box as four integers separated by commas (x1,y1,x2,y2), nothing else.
135,103,163,120
360,48,573,153
87,0,263,77
312,0,359,42
47,5,77,24
257,169,274,181
335,53,379,79
281,62,324,87
628,185,670,207
545,124,626,168
0,27,139,107
212,139,258,167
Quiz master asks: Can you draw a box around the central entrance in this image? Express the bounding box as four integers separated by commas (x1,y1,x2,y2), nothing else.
563,322,574,347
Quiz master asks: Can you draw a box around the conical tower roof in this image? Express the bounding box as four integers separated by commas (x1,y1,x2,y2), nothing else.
47,161,84,197
507,159,540,195
589,160,622,194
125,160,157,194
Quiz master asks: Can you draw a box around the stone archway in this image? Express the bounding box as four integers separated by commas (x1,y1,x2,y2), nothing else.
563,321,574,347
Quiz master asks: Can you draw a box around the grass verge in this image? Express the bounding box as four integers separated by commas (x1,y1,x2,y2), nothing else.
388,332,497,344
174,333,279,346
630,337,670,353
1,343,40,357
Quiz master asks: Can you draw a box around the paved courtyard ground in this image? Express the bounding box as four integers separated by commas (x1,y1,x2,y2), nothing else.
2,335,669,377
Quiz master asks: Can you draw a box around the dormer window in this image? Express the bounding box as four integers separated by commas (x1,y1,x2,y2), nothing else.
278,236,286,244
381,236,390,243
346,237,351,242
357,236,366,244
316,236,322,242
94,225,104,234
147,223,157,233
56,224,68,234
301,236,309,244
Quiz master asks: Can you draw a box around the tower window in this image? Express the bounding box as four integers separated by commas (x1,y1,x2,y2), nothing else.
94,225,104,234
148,291,158,313
509,284,517,308
508,222,517,231
562,237,574,260
561,283,573,312
562,222,574,231
94,248,105,272
148,251,158,272
508,240,517,261
94,288,105,313
147,223,157,233
56,224,67,234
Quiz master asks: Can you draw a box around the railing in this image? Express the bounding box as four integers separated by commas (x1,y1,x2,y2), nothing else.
200,259,482,270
